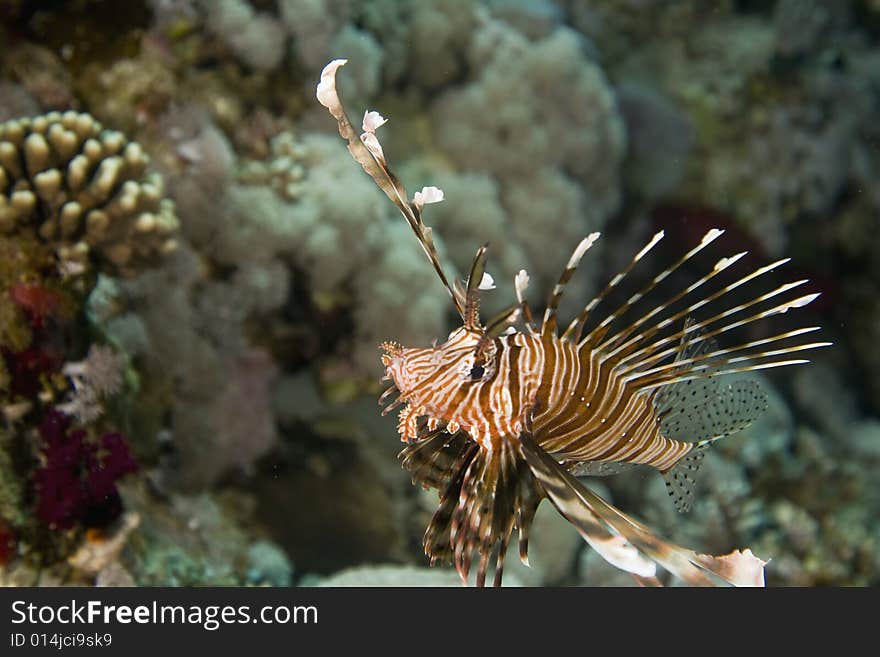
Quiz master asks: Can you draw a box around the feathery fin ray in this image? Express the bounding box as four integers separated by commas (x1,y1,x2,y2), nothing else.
521,434,766,586
400,431,541,586
317,59,464,318
319,60,814,589
542,232,600,336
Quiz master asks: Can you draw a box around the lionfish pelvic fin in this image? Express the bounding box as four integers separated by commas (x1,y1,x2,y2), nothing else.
399,432,542,587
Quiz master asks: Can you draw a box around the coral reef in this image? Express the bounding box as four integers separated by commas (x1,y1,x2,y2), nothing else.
315,564,524,587
0,0,876,587
0,111,179,276
429,19,624,308
0,106,179,577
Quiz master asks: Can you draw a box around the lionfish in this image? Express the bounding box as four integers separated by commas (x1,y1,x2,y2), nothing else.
317,60,830,587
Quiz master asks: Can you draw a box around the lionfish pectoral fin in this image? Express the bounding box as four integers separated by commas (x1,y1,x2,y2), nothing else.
401,431,541,587
398,429,475,491
520,434,767,586
448,439,542,587
656,378,769,443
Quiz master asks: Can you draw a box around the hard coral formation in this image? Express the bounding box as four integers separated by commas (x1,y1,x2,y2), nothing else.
433,21,623,203
0,110,174,574
155,107,448,374
0,111,179,276
237,131,307,200
199,0,288,72
429,19,624,307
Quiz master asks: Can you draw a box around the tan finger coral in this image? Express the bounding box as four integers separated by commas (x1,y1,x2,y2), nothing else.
0,110,179,277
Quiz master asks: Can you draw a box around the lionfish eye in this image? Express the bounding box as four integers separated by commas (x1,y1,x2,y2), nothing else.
469,363,485,380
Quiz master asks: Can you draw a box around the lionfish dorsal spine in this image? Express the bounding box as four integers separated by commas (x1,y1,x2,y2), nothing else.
317,59,465,320
616,287,827,388
541,231,601,336
605,257,797,367
624,326,826,385
596,250,750,362
553,230,665,346
575,229,730,352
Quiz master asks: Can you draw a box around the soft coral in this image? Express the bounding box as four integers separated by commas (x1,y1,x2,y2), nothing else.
33,411,138,530
9,282,64,330
2,281,67,398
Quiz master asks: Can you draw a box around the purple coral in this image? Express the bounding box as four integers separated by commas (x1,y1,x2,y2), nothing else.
33,411,138,530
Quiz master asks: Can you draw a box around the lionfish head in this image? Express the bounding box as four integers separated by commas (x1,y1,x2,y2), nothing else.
380,326,491,412
379,242,523,427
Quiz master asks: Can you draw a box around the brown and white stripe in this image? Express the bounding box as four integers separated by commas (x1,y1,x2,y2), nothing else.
320,59,788,587
386,228,829,478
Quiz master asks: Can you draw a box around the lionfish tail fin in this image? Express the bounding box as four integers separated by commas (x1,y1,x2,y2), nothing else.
520,434,767,586
400,433,542,587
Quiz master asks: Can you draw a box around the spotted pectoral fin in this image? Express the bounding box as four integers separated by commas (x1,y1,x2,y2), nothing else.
657,378,767,513
661,444,708,513
656,378,768,444
399,429,479,570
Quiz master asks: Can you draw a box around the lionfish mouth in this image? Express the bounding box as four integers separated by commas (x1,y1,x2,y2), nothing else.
379,342,412,416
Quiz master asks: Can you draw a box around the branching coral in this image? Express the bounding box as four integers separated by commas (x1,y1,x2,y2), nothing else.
237,131,308,201
433,21,624,198
361,0,479,92
0,110,174,566
0,111,179,277
155,107,448,372
278,0,354,71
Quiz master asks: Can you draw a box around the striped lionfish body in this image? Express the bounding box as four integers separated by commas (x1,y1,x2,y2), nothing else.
318,60,830,587
389,326,691,471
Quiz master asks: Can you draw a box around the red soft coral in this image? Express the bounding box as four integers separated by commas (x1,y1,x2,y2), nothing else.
33,411,138,530
9,282,63,329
